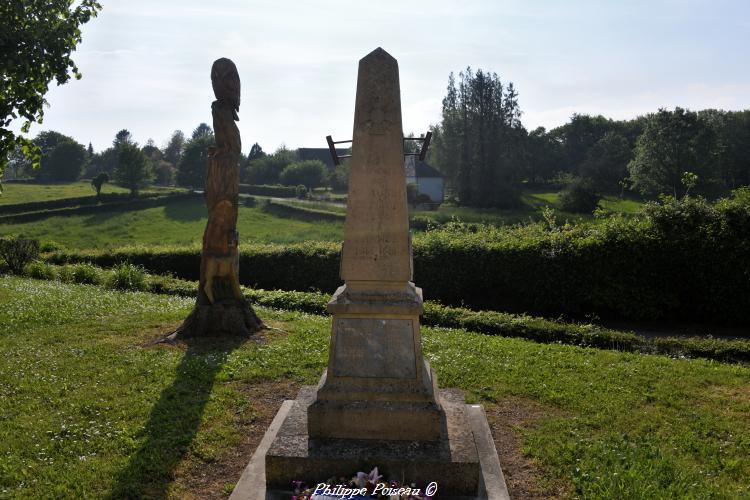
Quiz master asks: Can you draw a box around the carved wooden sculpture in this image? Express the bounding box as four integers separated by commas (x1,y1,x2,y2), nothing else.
168,58,262,339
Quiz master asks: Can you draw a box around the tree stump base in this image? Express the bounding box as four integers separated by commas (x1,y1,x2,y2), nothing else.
166,299,263,341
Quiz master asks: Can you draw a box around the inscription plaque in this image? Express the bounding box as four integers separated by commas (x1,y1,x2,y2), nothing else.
332,318,416,379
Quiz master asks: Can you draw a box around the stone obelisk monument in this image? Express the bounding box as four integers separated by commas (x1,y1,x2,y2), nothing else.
306,47,443,441
235,48,507,499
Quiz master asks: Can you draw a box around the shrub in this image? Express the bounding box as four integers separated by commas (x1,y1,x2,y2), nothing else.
558,176,600,213
279,160,328,188
71,263,102,285
40,241,62,252
0,237,40,274
295,184,308,199
57,265,74,282
24,261,56,280
243,196,257,207
108,263,147,291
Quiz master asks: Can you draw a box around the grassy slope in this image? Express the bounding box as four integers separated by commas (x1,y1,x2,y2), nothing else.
0,277,748,498
0,197,343,249
0,182,177,205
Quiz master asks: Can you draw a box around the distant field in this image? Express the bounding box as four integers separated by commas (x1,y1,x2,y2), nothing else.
0,183,645,249
0,181,151,205
0,197,343,249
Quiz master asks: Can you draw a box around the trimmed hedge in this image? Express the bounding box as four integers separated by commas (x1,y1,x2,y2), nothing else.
0,192,201,223
44,190,750,325
0,191,173,215
20,262,750,364
239,184,297,197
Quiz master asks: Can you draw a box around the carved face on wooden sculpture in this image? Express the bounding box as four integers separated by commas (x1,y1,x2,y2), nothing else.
211,58,241,112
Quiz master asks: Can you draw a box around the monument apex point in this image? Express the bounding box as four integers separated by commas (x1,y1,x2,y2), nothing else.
360,47,397,65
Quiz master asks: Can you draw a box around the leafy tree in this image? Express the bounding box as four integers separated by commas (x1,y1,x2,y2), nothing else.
525,127,562,185
141,138,161,160
31,131,87,181
87,147,118,177
580,131,631,193
163,130,185,166
91,172,109,199
0,0,101,185
191,123,212,140
558,176,600,213
244,147,297,185
153,160,175,186
176,134,214,189
247,142,265,161
628,108,717,197
329,163,350,192
113,129,132,148
279,160,328,188
699,109,750,189
114,142,152,196
551,114,614,173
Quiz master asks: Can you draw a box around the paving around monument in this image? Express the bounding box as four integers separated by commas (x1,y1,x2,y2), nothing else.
3,4,750,499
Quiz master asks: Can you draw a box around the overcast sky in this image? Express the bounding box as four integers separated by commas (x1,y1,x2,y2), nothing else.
17,0,750,154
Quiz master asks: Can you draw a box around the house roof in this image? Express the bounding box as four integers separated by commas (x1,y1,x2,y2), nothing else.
298,148,348,169
404,155,444,179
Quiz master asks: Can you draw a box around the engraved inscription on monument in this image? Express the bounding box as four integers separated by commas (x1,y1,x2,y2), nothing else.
332,318,417,379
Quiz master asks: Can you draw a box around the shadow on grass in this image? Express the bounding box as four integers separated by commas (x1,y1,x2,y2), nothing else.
107,335,246,499
163,198,205,222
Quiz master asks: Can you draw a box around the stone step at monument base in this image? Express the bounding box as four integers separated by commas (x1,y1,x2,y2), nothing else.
264,387,482,496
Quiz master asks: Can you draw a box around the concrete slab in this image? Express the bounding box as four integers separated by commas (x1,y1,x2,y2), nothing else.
230,390,510,499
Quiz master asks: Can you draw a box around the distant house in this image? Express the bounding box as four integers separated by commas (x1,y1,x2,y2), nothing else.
297,148,348,170
405,156,444,205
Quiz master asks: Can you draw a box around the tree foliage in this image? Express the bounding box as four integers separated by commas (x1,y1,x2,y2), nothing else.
91,172,109,198
244,147,297,185
163,130,185,166
31,131,87,182
580,131,632,193
191,123,212,140
0,0,102,184
558,176,600,213
176,134,214,189
628,108,717,197
114,142,152,196
279,160,328,188
431,68,526,207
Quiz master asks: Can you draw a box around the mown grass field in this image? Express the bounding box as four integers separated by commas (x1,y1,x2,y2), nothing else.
0,182,178,206
0,197,343,249
0,183,645,250
0,277,747,498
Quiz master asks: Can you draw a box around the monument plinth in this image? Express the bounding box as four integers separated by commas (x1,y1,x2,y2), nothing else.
232,48,508,499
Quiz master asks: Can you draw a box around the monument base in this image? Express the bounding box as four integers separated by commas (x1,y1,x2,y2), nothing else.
229,386,509,499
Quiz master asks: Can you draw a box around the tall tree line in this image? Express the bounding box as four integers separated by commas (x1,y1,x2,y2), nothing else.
430,68,525,207
430,68,750,206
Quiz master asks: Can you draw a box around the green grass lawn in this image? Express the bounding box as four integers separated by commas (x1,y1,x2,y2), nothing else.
0,197,343,249
0,277,747,498
0,182,181,206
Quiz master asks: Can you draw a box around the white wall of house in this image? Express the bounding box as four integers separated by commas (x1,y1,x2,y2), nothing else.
415,177,444,203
